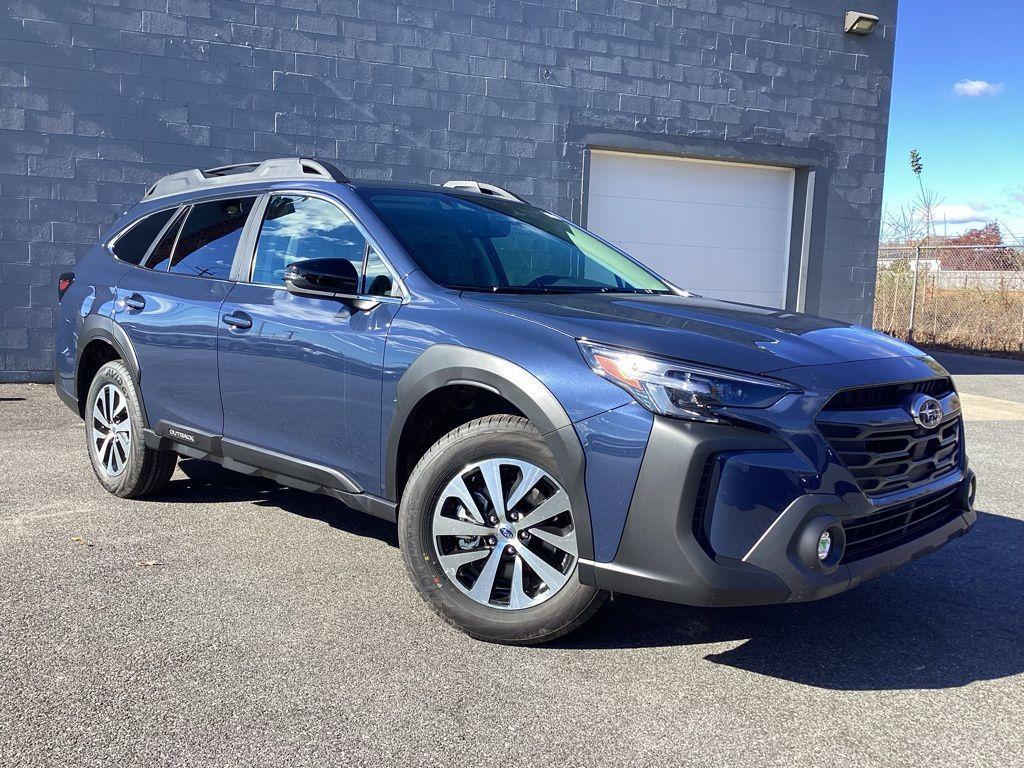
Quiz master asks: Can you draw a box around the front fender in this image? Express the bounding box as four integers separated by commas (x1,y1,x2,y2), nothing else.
385,344,595,562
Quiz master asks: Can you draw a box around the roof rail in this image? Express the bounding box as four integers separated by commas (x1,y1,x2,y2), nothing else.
142,157,349,201
442,180,525,202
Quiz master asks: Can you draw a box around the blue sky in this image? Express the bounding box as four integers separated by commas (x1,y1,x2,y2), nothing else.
882,0,1024,240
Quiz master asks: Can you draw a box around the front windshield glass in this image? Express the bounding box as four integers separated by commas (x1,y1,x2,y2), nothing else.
357,189,670,294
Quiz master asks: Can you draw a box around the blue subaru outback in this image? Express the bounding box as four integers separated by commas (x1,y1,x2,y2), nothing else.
55,157,976,644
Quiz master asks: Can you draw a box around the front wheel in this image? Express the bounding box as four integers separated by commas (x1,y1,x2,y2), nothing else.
399,415,605,645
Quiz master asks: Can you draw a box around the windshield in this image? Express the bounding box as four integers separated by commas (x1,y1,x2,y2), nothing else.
357,189,671,294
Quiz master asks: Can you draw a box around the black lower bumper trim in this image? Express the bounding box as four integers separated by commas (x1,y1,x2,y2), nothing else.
840,485,962,562
582,416,976,608
579,417,792,607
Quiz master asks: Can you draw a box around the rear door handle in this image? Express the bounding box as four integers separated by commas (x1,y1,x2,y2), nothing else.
124,293,146,311
221,311,252,330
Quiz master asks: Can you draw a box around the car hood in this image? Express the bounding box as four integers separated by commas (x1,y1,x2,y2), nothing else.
463,293,924,374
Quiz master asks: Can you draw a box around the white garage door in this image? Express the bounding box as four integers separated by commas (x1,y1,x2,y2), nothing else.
585,150,795,307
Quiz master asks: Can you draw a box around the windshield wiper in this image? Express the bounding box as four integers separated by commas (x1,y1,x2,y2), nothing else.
447,285,554,294
449,285,673,296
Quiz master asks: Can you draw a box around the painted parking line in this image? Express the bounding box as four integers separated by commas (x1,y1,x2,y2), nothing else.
958,393,1024,422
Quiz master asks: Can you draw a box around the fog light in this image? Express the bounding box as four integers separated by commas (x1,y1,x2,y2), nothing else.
797,518,845,573
817,530,833,561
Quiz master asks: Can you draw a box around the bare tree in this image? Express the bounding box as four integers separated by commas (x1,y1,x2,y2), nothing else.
909,149,944,239
881,203,927,244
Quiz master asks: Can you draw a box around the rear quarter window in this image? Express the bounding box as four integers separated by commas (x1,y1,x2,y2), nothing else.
110,208,176,265
144,207,188,271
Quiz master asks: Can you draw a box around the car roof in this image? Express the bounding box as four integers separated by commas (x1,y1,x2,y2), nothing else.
140,157,528,206
346,180,443,193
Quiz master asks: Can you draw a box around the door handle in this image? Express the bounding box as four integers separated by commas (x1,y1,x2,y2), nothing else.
124,293,146,311
221,311,252,330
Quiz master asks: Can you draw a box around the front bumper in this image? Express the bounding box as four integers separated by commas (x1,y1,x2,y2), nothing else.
577,417,976,607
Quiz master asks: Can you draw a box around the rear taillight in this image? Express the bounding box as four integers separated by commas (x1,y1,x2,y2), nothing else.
57,272,74,301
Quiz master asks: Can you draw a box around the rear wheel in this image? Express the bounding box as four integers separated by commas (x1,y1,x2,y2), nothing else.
85,360,176,498
399,415,605,645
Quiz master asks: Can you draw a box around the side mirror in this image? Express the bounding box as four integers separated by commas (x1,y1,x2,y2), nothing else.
284,258,359,298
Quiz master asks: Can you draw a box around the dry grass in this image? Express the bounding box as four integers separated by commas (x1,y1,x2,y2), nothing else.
874,273,1024,355
873,245,1024,357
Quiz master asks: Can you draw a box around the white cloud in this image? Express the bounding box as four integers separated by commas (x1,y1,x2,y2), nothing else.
931,204,990,225
952,79,1005,97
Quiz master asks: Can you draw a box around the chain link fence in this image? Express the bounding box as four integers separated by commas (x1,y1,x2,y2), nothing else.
873,244,1024,356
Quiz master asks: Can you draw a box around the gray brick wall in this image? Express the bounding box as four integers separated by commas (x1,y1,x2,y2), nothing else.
0,0,896,382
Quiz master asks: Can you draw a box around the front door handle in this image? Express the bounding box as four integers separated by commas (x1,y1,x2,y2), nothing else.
221,311,252,331
124,293,146,311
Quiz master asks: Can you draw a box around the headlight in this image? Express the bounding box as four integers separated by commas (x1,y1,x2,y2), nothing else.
578,340,799,422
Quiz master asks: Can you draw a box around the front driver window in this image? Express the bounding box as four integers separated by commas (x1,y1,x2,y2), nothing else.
251,195,368,286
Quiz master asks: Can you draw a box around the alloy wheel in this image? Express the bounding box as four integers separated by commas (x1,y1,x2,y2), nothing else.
90,383,132,476
431,457,578,610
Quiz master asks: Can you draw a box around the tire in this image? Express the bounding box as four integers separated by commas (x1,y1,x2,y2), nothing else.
399,415,606,645
84,360,176,498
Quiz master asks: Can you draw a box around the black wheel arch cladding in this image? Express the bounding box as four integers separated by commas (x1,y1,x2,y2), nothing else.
76,315,148,426
386,344,595,563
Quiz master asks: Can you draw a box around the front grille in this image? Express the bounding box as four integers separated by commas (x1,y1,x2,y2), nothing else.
840,486,962,563
823,377,954,411
816,379,962,498
818,416,961,496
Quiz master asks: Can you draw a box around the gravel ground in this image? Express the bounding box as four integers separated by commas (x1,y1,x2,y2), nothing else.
1,354,1022,768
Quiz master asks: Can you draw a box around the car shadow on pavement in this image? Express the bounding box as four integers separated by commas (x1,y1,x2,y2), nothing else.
559,510,1023,691
157,460,1020,690
161,458,399,548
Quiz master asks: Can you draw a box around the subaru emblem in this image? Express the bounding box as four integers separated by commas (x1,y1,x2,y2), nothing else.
909,394,943,430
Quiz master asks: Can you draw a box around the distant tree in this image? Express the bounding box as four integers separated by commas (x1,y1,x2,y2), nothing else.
937,223,1021,270
950,222,1003,246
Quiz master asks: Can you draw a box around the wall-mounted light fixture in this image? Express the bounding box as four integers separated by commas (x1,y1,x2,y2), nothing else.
844,11,879,35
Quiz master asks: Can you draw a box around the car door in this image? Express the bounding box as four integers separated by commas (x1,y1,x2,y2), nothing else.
217,191,404,496
113,195,258,437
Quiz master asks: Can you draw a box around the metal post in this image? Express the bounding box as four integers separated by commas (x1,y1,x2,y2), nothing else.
1019,290,1024,353
1017,246,1024,353
907,244,921,341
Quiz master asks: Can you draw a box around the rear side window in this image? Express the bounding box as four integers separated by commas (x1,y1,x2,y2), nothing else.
110,209,175,265
169,197,255,280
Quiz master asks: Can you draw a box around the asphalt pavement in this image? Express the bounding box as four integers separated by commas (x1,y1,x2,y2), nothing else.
1,352,1022,767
